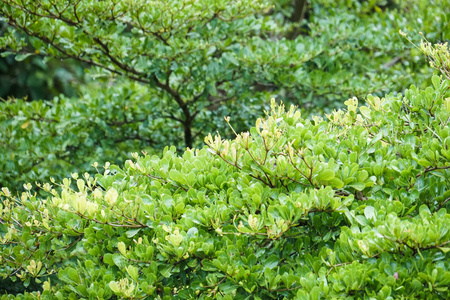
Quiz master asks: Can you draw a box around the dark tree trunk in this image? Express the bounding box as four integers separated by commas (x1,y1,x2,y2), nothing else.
287,0,308,40
183,118,193,149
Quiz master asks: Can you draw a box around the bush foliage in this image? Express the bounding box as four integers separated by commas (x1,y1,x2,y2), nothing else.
1,0,449,192
1,67,450,298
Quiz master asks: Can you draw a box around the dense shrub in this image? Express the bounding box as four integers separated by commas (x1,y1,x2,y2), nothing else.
1,66,450,298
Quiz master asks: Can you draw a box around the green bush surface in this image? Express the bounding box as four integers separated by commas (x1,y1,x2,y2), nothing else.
1,70,450,298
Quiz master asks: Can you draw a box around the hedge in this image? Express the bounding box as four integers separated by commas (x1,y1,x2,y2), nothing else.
1,62,450,297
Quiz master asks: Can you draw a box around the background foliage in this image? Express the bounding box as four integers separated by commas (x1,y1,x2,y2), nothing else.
0,81,163,194
0,21,84,101
0,0,449,193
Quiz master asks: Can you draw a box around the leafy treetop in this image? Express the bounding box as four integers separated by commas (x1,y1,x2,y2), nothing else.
0,0,274,147
1,0,448,149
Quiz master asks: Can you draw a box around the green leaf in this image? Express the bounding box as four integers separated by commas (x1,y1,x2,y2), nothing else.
169,169,185,185
112,254,126,269
264,255,279,270
318,169,335,181
109,281,120,293
219,282,239,294
126,229,141,238
364,206,376,221
329,178,344,189
103,253,114,266
349,182,365,191
418,158,432,167
15,53,34,61
431,75,440,89
355,215,369,227
359,106,371,119
67,268,80,284
160,265,172,278
76,285,88,297
118,242,127,256
126,265,139,281
438,247,450,253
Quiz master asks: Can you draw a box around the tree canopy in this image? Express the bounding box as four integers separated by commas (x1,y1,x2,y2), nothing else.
1,0,449,192
1,0,447,148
